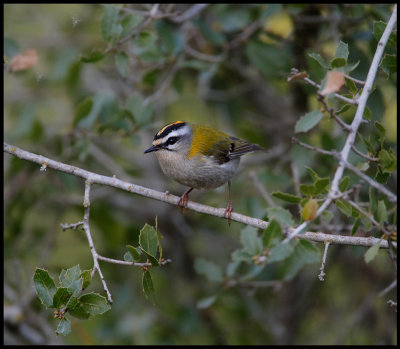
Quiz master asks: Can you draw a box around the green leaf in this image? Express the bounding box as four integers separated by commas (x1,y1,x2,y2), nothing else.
73,98,93,127
378,148,397,173
363,106,371,121
306,166,320,181
33,268,57,308
268,241,294,263
351,218,360,236
139,223,158,258
356,162,369,172
240,226,263,255
345,60,360,73
295,110,323,133
142,271,156,305
80,51,104,63
321,210,334,223
308,52,329,69
380,54,397,76
139,249,159,266
336,199,352,217
295,240,320,264
194,258,224,283
314,177,330,195
127,95,153,125
375,121,386,146
339,176,349,192
330,57,346,69
123,251,133,262
155,20,184,55
373,21,397,46
56,318,71,336
266,207,294,229
345,78,357,95
335,41,349,60
115,51,129,78
231,249,253,263
59,265,83,294
53,288,72,309
80,270,92,290
364,240,382,264
263,219,282,247
196,295,217,310
102,5,119,41
155,216,163,261
272,191,302,203
79,293,111,316
194,18,226,46
369,187,377,213
375,167,390,184
377,200,388,224
121,14,144,38
126,245,141,261
66,296,90,319
299,184,315,196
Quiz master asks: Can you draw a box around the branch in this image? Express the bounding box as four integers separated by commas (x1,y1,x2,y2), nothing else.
169,4,209,23
4,142,392,249
285,5,397,242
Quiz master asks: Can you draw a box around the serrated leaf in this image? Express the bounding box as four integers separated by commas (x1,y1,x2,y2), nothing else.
377,200,388,224
266,207,294,229
364,240,382,264
142,271,156,305
139,223,158,258
33,268,57,308
373,21,397,46
126,245,141,261
59,265,82,292
336,199,352,217
375,121,386,146
102,5,119,41
308,52,329,69
65,297,90,319
53,288,72,309
351,218,360,236
268,241,294,263
272,191,302,203
335,40,349,60
194,258,223,283
306,166,320,181
302,199,318,221
263,219,282,248
240,226,263,255
339,176,349,192
345,60,360,73
80,293,111,316
295,110,323,133
56,318,71,336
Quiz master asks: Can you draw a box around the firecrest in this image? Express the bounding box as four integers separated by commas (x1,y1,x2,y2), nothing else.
144,121,266,223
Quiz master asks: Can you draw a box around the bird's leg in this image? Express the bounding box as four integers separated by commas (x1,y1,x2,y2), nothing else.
223,180,233,225
178,187,194,211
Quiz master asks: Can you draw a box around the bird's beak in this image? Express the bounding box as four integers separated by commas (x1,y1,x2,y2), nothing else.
144,145,161,154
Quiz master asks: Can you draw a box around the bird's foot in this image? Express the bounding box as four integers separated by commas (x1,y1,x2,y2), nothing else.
223,201,233,226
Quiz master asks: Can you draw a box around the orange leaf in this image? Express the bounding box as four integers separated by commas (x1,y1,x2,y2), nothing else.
10,49,38,72
320,70,345,96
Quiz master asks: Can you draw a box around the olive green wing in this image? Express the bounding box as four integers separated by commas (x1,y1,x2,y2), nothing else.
228,136,266,160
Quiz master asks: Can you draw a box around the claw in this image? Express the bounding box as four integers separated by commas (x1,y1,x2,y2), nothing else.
223,180,233,226
178,188,193,212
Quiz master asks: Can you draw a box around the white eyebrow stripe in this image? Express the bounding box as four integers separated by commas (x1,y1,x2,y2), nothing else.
152,125,190,146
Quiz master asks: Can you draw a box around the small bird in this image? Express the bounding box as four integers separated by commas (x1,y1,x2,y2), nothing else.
144,121,266,223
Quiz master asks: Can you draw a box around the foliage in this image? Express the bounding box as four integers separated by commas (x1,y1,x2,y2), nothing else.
4,4,397,345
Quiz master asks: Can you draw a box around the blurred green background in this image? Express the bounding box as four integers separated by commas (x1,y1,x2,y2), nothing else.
4,4,397,345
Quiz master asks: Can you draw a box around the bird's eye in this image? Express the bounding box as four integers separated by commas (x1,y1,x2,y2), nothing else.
166,137,178,146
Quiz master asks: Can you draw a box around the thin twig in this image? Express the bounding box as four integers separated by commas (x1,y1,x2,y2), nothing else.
169,4,209,23
4,142,392,249
317,94,351,131
318,241,330,281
